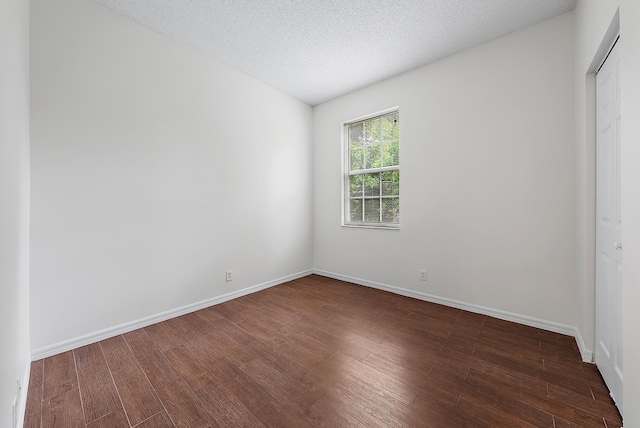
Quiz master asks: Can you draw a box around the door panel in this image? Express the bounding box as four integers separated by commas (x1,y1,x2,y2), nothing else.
595,40,623,415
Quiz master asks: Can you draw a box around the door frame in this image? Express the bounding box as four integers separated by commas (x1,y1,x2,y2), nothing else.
581,10,620,365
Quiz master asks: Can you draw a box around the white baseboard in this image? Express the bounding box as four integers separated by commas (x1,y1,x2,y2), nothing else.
31,268,596,364
313,269,590,351
574,328,593,363
31,270,312,361
16,360,30,428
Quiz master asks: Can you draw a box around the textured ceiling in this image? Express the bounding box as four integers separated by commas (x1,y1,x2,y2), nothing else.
93,0,577,105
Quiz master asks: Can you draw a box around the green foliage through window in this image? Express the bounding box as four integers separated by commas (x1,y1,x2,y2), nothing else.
345,110,399,226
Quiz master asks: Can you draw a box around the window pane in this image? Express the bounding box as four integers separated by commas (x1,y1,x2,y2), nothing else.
381,182,399,196
349,122,364,146
381,112,399,141
363,173,380,196
364,117,381,145
381,141,399,167
381,170,399,181
350,199,363,222
381,198,400,223
350,147,364,170
365,145,381,169
364,198,381,222
349,174,363,197
381,170,399,196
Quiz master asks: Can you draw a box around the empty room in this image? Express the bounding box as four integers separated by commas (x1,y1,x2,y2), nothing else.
2,0,640,427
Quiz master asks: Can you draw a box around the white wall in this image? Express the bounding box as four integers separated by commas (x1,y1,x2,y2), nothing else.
313,14,576,328
30,0,313,351
0,0,30,426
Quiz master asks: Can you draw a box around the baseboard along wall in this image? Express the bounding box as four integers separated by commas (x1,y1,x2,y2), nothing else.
31,270,312,360
31,269,593,364
312,270,593,363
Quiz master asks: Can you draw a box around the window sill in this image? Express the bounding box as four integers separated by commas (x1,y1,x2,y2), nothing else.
341,223,400,230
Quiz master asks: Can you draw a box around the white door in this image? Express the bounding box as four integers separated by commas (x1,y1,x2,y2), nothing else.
595,40,623,415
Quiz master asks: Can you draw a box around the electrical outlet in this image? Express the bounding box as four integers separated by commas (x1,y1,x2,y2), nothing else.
225,270,232,282
419,270,427,281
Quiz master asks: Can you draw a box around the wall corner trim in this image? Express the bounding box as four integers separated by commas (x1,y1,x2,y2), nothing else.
16,360,30,428
574,328,594,363
31,270,312,361
313,269,586,355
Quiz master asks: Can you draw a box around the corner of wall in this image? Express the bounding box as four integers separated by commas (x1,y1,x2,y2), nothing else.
573,0,620,366
574,327,594,363
0,0,31,426
16,361,30,428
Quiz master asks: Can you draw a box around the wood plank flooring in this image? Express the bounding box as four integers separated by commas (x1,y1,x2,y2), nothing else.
24,274,622,427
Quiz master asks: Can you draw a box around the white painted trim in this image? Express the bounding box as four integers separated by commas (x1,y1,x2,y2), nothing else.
16,360,30,428
32,268,595,365
343,106,400,127
342,107,401,229
31,270,312,360
588,8,620,73
574,327,594,363
313,269,581,341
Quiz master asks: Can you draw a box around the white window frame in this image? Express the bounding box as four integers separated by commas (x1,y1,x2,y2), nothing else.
342,107,400,229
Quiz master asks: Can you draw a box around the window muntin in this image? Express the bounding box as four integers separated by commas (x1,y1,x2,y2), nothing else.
344,110,399,227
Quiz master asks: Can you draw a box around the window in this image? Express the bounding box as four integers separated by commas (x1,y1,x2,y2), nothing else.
343,109,399,228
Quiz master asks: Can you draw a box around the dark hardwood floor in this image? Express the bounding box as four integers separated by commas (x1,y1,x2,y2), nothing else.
24,274,622,427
